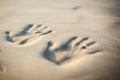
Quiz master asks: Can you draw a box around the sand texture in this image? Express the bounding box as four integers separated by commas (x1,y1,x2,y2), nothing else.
0,0,120,80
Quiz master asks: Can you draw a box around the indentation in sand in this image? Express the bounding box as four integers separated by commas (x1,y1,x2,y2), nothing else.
0,49,2,52
106,8,120,17
5,24,52,45
72,6,81,10
0,65,6,73
43,36,103,65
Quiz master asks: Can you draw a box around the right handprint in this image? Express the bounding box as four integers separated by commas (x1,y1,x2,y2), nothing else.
43,36,103,65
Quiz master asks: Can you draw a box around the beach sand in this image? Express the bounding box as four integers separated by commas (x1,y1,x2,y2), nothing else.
0,0,120,80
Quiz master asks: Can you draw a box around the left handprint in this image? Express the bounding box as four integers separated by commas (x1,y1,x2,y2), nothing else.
5,24,52,45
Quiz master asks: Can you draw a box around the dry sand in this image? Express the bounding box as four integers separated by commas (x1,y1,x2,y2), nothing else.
0,0,120,80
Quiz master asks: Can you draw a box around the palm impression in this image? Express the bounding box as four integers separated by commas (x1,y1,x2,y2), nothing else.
43,36,102,65
5,24,52,45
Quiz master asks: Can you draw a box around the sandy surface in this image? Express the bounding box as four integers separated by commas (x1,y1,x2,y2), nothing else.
0,0,120,80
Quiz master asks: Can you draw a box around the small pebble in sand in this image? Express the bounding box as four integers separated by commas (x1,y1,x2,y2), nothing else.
82,44,88,49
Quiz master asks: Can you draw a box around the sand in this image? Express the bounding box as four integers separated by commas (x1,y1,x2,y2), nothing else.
0,0,120,80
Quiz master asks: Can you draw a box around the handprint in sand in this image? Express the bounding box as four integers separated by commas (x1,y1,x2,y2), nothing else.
43,36,102,65
5,24,52,45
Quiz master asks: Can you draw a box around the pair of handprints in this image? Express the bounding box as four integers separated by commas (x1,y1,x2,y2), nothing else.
5,24,102,65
